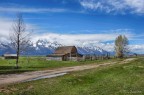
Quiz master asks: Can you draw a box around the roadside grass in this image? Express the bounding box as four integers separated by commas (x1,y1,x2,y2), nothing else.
0,57,123,74
0,57,143,95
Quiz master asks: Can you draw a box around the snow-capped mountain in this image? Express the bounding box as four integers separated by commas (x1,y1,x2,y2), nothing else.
0,39,111,56
0,43,16,55
77,47,107,55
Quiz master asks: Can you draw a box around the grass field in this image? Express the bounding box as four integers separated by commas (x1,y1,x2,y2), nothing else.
0,57,121,74
0,57,143,95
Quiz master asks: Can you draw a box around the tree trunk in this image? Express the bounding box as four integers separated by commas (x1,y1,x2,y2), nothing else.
16,52,19,69
16,31,20,69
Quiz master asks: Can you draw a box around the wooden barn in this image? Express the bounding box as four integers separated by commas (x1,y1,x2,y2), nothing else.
3,54,17,59
47,46,83,61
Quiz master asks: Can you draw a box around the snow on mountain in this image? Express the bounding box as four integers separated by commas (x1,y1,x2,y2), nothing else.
0,43,16,55
24,39,63,55
0,39,112,56
77,47,102,55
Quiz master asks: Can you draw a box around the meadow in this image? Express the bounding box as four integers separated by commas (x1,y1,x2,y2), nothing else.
0,56,120,74
0,57,143,95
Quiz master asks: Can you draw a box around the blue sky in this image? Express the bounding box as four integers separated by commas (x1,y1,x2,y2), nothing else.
0,0,144,53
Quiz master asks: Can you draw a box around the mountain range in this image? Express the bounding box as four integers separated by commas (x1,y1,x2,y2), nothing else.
0,39,113,56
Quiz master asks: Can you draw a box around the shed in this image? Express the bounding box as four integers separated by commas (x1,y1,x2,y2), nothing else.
47,46,83,61
3,54,17,59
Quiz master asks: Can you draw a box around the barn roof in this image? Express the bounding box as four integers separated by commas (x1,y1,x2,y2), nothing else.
4,54,17,57
54,46,77,54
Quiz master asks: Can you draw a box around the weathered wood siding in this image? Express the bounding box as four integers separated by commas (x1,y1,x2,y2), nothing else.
47,57,63,61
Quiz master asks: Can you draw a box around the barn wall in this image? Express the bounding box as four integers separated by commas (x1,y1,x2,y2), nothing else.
47,57,63,61
67,57,83,61
4,56,17,59
67,57,77,61
77,57,84,61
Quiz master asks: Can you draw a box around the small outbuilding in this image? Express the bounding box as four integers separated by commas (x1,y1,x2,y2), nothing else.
47,46,83,61
3,54,17,59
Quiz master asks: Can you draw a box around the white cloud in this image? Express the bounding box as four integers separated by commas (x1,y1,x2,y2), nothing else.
0,16,143,53
0,18,12,42
31,32,133,52
80,0,113,13
32,32,144,53
1,1,143,14
32,32,131,45
80,0,144,14
0,17,36,42
0,7,68,13
125,0,144,14
129,44,144,54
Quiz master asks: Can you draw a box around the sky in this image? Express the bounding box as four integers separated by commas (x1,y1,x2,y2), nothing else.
0,0,144,53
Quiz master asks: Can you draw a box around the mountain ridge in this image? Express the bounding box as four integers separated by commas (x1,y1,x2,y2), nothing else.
0,39,112,56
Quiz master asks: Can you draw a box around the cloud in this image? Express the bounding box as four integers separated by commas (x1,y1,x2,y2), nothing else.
129,44,144,54
80,0,144,14
0,7,69,13
32,32,131,44
125,0,144,14
32,32,144,53
0,18,12,42
0,16,143,53
0,17,36,42
31,32,133,52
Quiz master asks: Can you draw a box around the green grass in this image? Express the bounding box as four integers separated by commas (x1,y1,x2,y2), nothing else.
0,57,121,74
0,57,143,95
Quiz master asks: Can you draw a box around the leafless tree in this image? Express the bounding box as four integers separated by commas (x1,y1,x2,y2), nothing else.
10,13,31,68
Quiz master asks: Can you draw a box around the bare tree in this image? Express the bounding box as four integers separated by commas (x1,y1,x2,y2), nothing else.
10,13,31,68
115,35,129,58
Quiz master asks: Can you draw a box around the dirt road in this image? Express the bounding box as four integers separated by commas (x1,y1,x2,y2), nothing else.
0,58,136,87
